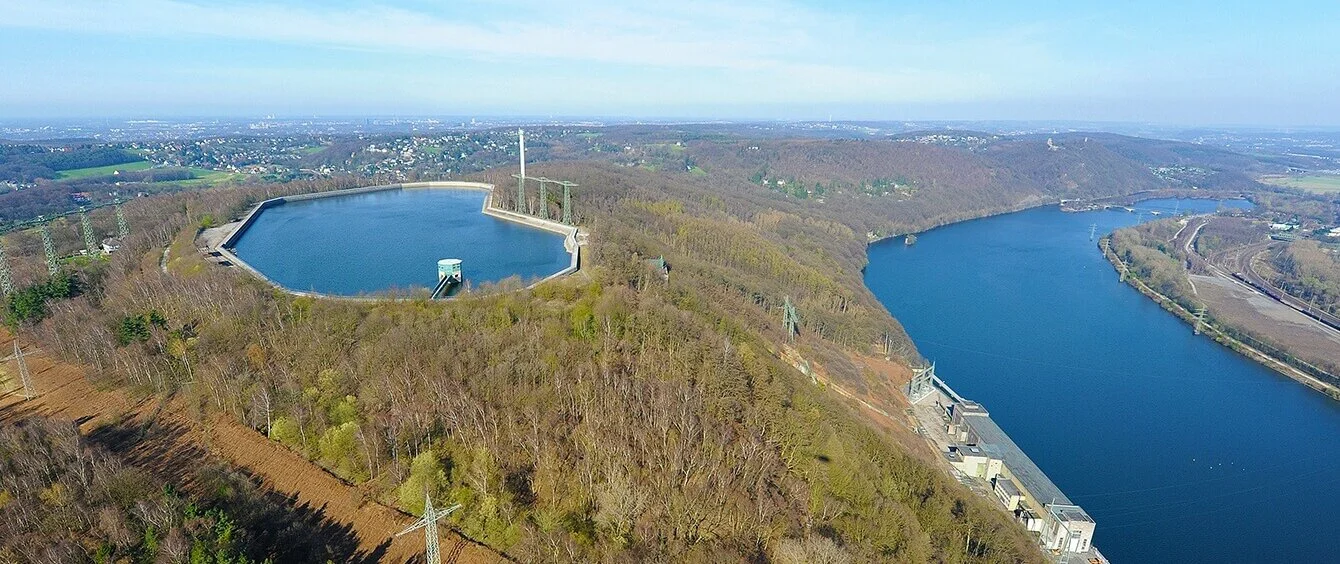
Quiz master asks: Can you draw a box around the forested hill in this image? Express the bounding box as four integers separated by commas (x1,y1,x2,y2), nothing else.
0,128,1277,562
570,127,1272,240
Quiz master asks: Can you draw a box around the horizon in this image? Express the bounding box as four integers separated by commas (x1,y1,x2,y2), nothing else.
6,115,1340,133
4,1,1338,127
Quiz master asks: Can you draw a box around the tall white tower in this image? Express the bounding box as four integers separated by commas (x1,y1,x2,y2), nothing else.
516,128,527,213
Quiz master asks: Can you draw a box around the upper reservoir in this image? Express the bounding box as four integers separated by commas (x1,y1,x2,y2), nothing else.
864,199,1340,563
229,187,572,296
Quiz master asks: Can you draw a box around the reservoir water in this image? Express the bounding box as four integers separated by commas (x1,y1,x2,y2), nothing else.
230,188,571,296
864,199,1340,563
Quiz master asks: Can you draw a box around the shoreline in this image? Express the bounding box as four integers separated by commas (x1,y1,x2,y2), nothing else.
211,181,581,301
866,190,1250,248
1099,237,1340,400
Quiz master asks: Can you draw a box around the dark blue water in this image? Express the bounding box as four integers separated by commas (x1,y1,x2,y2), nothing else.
230,189,570,295
864,199,1340,563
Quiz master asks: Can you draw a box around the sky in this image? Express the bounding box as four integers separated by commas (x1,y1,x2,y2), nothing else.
1,0,1337,125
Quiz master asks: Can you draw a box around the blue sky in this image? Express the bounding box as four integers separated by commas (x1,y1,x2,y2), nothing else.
2,0,1337,125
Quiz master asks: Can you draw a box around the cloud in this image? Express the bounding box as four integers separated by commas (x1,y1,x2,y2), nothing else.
4,0,1125,116
3,0,814,69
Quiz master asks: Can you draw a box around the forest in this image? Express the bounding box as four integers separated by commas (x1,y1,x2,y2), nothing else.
2,166,1048,562
1107,220,1200,312
1269,240,1340,317
0,129,1278,562
0,416,377,563
1107,215,1340,382
0,145,142,183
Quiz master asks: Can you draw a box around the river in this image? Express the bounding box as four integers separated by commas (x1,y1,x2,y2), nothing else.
864,199,1340,563
230,188,571,296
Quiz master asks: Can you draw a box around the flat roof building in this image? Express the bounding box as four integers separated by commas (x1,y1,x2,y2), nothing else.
911,370,1102,562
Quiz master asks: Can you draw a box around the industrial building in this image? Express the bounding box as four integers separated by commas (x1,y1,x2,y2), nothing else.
907,366,1103,562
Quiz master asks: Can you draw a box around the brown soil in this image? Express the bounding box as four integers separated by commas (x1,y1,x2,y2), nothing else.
841,353,939,462
1192,274,1340,371
0,329,505,564
780,343,936,463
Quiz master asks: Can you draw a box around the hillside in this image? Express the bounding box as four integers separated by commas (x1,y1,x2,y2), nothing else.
2,130,1275,562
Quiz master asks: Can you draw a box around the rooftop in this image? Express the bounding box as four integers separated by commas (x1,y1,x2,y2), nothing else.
960,412,1072,506
1050,505,1095,524
956,400,989,415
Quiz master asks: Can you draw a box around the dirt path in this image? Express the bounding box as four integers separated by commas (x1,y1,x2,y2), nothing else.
0,330,505,564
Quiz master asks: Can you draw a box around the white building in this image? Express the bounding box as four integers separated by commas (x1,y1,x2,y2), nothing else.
1040,504,1097,554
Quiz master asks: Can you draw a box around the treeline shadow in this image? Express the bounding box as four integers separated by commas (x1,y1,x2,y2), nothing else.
81,413,391,563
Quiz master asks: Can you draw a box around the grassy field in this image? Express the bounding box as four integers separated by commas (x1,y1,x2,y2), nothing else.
1259,174,1340,193
161,167,244,187
55,160,153,180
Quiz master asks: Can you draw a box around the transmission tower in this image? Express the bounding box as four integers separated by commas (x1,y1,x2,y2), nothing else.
396,494,461,564
1089,223,1097,241
0,239,13,296
115,202,130,238
906,362,936,403
782,296,799,342
13,340,35,400
39,223,59,276
1193,306,1207,335
557,180,578,225
538,178,549,219
80,210,97,255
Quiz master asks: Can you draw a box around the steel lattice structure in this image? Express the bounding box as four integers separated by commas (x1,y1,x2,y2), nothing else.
116,203,130,238
40,224,58,276
0,240,13,296
396,494,461,564
782,296,799,341
80,210,97,255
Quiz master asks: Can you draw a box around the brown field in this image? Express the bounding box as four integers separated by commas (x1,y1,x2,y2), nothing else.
1190,275,1340,374
0,329,505,564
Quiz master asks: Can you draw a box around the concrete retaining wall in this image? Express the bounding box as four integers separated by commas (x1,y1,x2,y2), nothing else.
213,181,581,300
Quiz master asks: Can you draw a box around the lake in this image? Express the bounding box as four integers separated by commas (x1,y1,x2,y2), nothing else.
864,199,1340,563
229,188,571,296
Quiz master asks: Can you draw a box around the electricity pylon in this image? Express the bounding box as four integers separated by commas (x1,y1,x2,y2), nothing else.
116,202,130,238
907,362,936,403
40,223,58,276
80,209,97,255
558,180,577,225
0,239,13,296
396,494,461,564
538,178,549,219
13,340,35,400
782,296,799,342
1193,306,1207,335
1089,223,1097,241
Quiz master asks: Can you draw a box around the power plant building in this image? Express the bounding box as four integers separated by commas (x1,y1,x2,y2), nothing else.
909,370,1103,561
